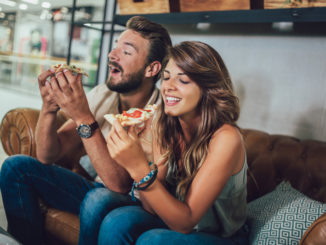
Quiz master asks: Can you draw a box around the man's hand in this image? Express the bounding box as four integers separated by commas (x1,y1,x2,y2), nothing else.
38,69,59,113
48,69,93,123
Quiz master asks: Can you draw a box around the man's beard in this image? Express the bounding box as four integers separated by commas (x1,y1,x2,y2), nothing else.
106,67,145,93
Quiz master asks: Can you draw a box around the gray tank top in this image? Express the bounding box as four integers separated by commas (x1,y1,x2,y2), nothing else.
166,156,248,237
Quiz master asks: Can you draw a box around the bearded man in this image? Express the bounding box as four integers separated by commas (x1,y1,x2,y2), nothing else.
0,16,171,245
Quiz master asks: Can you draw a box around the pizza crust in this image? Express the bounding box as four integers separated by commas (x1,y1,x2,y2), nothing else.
51,64,88,77
104,104,157,127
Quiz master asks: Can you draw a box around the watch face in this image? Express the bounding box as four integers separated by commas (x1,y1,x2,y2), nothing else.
77,124,92,138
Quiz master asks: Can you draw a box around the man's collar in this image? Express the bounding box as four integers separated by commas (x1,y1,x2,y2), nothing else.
117,85,160,112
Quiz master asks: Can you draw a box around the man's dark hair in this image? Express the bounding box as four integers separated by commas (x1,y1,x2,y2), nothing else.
126,16,172,83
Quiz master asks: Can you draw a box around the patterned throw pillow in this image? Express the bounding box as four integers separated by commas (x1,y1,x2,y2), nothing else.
247,181,326,245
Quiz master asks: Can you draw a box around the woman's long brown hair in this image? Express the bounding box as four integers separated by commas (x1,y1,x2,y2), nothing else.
155,41,240,200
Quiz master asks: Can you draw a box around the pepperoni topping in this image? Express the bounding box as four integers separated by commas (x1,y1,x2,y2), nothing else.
122,109,143,118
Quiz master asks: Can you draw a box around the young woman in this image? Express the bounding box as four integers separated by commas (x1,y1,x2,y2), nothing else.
98,41,248,245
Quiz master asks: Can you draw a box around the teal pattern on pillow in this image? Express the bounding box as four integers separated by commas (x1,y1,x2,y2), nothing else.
247,181,326,245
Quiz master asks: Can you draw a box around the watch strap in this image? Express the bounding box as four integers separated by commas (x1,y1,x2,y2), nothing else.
89,121,99,131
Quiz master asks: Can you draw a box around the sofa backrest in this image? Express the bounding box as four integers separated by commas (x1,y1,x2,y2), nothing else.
242,128,326,203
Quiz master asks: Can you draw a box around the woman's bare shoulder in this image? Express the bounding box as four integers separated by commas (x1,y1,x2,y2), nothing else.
209,124,244,161
209,124,245,174
212,124,242,143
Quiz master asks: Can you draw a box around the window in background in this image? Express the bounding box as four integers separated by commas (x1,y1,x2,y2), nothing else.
0,11,15,85
53,1,105,88
0,0,106,94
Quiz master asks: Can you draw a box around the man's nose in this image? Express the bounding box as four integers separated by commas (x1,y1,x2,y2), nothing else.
108,48,119,61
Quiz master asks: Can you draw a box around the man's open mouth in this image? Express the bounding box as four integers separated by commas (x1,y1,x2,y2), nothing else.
109,62,123,74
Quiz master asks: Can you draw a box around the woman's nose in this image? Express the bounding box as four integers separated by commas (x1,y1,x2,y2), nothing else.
163,79,176,91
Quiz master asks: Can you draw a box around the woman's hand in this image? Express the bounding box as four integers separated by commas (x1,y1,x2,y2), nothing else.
106,119,150,181
136,117,154,162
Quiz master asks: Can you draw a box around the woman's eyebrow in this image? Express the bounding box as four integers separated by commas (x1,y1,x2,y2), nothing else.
164,70,186,76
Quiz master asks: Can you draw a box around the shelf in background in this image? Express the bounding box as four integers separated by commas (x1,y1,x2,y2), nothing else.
0,54,97,70
114,7,326,25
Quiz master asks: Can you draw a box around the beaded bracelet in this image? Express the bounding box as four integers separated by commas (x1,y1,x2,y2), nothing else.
131,162,158,201
135,168,158,191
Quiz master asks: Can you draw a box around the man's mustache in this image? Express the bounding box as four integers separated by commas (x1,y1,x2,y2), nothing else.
109,61,124,73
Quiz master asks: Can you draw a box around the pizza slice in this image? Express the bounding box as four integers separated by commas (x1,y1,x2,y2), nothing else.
104,104,157,127
51,63,89,77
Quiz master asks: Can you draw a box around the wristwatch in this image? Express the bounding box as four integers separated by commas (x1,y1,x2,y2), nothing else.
76,121,99,138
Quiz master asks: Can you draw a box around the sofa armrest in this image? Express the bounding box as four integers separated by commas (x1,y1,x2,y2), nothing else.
1,107,90,178
0,108,68,157
1,108,40,157
300,213,326,245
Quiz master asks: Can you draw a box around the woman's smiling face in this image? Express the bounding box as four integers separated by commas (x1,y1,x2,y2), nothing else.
161,59,201,121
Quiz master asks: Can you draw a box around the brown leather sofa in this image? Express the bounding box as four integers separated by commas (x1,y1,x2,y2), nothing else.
1,108,326,245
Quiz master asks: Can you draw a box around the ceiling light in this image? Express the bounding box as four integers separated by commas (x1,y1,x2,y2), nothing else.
0,0,16,7
22,0,39,4
41,2,51,9
19,3,28,10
